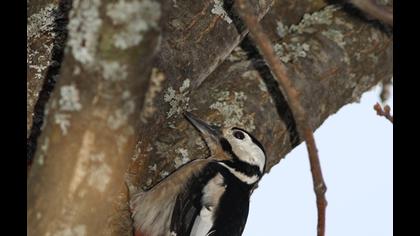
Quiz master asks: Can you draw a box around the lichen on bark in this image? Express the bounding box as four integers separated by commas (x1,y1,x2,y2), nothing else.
27,1,164,236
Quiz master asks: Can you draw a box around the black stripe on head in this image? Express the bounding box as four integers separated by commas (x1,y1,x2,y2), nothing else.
219,137,263,179
222,160,262,178
220,138,239,161
232,127,266,155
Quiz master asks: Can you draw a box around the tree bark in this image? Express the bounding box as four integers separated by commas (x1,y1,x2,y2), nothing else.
27,0,70,138
27,1,393,235
130,2,393,188
154,0,328,91
27,0,163,235
125,4,392,232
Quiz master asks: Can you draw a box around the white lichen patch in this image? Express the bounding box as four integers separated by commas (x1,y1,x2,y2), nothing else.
368,54,379,64
355,52,361,61
241,70,268,93
27,4,58,40
54,113,71,135
116,135,128,154
73,66,81,75
41,137,50,153
276,21,289,38
53,224,86,236
106,0,161,49
211,0,232,24
122,91,131,99
67,0,102,66
288,5,340,34
149,164,157,172
160,171,169,178
27,4,58,80
322,29,346,48
174,148,190,168
145,178,153,186
37,155,45,166
195,137,206,149
100,61,128,81
227,46,248,62
140,68,166,123
69,131,113,195
210,91,255,131
155,140,170,156
37,137,49,165
274,42,310,63
59,84,82,111
164,79,191,118
86,153,112,193
107,99,135,130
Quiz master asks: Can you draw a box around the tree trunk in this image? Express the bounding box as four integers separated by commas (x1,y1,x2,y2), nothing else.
27,0,164,235
27,1,392,235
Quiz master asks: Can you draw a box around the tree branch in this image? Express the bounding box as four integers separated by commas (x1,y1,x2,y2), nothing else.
349,0,393,26
374,102,393,123
235,0,329,235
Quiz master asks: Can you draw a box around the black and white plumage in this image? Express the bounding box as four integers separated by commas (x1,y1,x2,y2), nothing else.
130,112,266,236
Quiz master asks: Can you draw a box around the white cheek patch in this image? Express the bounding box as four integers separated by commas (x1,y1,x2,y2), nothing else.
228,135,266,172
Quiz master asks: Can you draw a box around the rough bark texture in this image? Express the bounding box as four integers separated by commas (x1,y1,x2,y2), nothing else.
155,0,327,91
27,0,163,235
130,2,393,190
27,0,393,235
27,0,70,138
125,3,392,232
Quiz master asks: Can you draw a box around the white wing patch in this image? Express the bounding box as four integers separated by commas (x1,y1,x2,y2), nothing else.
190,174,226,236
190,207,213,236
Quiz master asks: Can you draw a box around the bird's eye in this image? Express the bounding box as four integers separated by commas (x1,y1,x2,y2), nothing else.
233,131,245,140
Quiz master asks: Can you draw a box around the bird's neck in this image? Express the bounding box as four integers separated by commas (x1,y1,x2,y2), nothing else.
217,160,261,185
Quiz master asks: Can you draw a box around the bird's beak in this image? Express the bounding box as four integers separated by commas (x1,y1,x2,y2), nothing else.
184,112,222,155
184,112,222,139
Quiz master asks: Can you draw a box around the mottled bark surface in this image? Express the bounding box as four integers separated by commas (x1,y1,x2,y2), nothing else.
155,0,327,91
27,0,392,235
27,0,163,235
130,2,393,190
101,3,394,236
127,2,392,224
27,0,70,138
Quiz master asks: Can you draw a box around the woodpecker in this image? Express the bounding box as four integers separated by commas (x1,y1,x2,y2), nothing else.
130,112,266,236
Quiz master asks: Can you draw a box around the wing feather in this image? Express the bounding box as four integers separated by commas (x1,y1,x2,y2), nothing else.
131,159,212,236
170,162,223,236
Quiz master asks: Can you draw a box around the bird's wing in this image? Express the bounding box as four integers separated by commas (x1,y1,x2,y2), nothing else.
131,159,213,236
170,162,223,236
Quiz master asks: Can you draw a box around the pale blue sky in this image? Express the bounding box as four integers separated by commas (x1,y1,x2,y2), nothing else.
243,85,393,236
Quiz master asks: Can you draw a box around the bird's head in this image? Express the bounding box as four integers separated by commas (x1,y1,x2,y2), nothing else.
184,112,266,175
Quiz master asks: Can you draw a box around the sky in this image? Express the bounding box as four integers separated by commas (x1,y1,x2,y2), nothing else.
243,85,393,236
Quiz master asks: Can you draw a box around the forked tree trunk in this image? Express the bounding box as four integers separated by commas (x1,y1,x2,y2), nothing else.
27,0,392,235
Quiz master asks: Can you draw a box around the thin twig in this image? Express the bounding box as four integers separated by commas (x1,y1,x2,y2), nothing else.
235,1,327,236
374,103,393,123
350,0,393,26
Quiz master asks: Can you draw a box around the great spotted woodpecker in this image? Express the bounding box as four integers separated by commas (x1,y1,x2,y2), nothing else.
130,112,266,236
